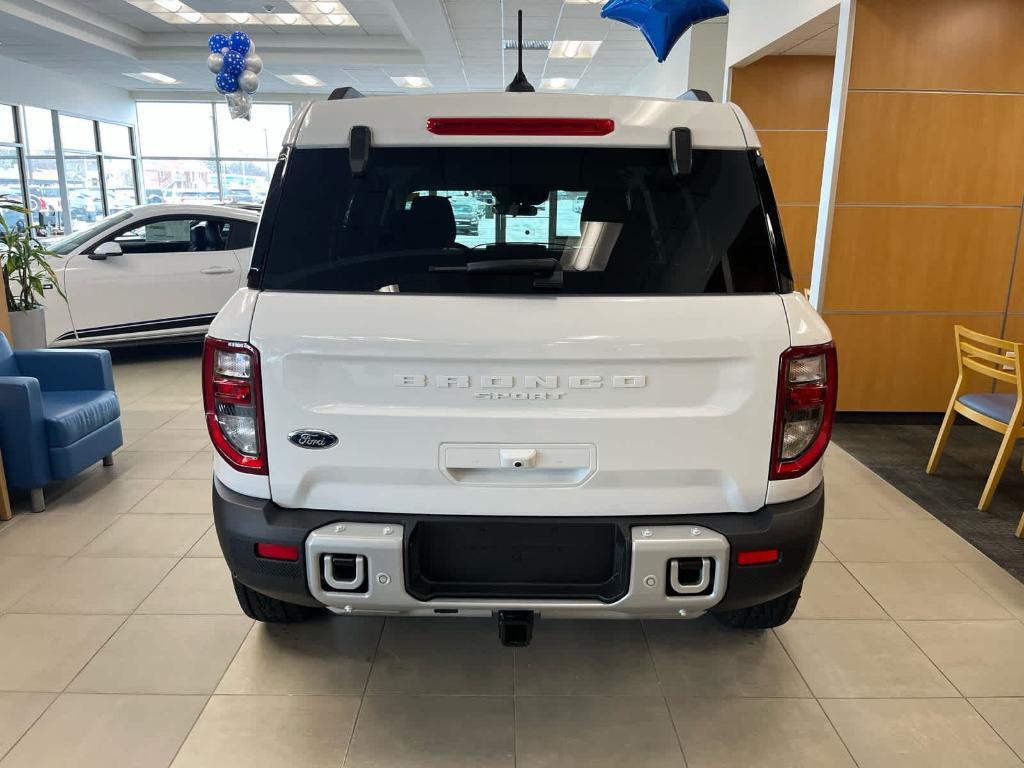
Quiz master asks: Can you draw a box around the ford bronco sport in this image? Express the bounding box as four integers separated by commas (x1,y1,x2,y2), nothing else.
204,90,835,646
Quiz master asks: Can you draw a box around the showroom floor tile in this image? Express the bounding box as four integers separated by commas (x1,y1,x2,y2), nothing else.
0,350,1021,767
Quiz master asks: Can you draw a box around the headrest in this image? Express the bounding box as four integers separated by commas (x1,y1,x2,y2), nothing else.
581,189,628,223
408,196,456,249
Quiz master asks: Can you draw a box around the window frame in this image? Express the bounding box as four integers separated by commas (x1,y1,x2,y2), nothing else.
88,213,235,255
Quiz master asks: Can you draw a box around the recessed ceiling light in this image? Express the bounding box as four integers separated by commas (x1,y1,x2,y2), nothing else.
178,10,202,22
228,12,251,23
316,2,336,12
125,71,181,84
390,75,431,89
327,13,356,25
549,40,601,58
277,73,324,86
502,39,551,50
541,77,578,90
277,12,299,24
154,0,183,11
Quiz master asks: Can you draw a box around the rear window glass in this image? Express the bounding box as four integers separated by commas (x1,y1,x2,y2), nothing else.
257,147,784,295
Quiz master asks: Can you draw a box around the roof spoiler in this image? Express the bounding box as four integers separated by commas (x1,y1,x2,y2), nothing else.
679,89,714,102
328,87,365,101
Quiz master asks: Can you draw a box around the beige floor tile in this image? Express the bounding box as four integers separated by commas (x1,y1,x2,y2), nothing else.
644,617,810,698
514,620,659,696
118,428,150,450
163,409,207,430
119,451,196,480
0,513,119,557
901,620,1024,697
118,409,180,431
826,481,932,520
970,698,1024,761
128,478,213,515
171,694,359,768
129,429,210,453
137,558,240,614
775,619,957,698
0,614,124,691
185,526,221,557
46,477,160,516
812,541,837,562
824,450,883,485
0,693,205,768
69,614,252,694
821,518,986,563
0,693,55,759
217,616,381,695
80,514,211,557
669,698,855,768
847,562,1012,620
172,452,214,480
11,557,176,614
822,698,1022,768
367,618,512,695
956,560,1024,621
516,696,683,768
347,695,513,768
0,556,67,612
794,562,887,619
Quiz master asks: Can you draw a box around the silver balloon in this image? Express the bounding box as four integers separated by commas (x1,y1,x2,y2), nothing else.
224,91,252,120
243,52,263,75
207,53,224,74
238,70,260,94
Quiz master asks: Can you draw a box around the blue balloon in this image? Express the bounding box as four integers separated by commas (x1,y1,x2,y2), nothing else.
216,71,240,94
208,33,229,53
223,50,246,76
601,0,728,62
228,31,251,55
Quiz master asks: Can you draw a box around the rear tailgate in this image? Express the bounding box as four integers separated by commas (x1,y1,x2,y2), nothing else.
251,292,789,516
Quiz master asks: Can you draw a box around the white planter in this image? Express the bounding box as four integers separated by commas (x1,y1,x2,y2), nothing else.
9,307,47,349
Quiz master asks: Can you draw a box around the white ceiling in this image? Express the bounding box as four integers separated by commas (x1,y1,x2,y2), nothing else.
758,6,839,57
0,0,664,95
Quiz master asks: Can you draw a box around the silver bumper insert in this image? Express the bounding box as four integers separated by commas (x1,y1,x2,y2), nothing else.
305,522,729,619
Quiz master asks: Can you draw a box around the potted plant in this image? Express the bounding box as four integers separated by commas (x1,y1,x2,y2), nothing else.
0,201,64,349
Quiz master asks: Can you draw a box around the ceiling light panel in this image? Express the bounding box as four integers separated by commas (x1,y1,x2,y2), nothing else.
541,77,579,90
124,71,181,84
549,40,602,58
391,76,432,89
277,73,324,86
125,0,359,27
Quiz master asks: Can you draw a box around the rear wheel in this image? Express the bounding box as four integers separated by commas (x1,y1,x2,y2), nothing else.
712,583,802,629
232,577,321,623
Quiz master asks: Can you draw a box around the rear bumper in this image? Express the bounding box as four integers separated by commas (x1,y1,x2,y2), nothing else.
212,479,823,618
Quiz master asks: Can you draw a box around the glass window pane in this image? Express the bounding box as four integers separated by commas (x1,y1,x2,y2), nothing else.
142,158,220,204
137,103,215,157
25,107,55,155
0,106,15,144
0,148,27,231
26,158,62,233
100,122,133,156
64,155,103,231
104,158,138,213
59,115,97,152
215,103,291,159
220,160,272,204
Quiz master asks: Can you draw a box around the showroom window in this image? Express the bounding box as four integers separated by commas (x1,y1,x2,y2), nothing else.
0,104,28,231
137,102,291,206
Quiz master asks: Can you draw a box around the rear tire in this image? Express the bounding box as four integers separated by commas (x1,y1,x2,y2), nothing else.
232,577,321,623
712,583,802,629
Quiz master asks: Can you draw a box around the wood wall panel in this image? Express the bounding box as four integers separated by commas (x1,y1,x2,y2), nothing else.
1002,316,1024,344
823,207,1020,313
779,205,817,283
0,302,8,344
759,131,828,205
826,313,1004,411
730,56,834,130
850,0,1024,93
837,91,1024,206
1004,227,1024,314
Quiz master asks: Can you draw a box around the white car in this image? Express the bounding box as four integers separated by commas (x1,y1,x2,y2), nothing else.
204,91,835,645
41,204,260,346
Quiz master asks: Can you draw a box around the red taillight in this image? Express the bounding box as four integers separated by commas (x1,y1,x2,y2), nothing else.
202,336,267,474
256,543,299,561
426,117,615,136
769,342,837,480
737,548,780,566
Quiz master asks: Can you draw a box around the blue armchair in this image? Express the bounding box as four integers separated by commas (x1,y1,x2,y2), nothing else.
0,333,123,512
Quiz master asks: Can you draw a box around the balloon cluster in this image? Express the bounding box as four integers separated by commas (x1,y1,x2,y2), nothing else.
207,31,263,120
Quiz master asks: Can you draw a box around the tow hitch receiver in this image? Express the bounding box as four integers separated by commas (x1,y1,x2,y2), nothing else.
497,610,534,647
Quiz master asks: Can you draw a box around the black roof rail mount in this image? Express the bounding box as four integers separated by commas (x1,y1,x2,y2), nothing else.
680,89,714,102
329,87,365,101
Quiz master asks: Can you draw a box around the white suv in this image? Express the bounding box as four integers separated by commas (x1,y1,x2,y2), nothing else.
203,91,836,646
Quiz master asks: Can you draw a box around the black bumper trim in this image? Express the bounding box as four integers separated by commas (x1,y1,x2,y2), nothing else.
212,479,824,612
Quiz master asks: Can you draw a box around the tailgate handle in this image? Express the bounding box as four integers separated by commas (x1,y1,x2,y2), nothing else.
499,448,537,469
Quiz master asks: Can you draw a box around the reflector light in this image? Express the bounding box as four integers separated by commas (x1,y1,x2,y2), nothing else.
737,548,779,566
256,543,300,561
426,117,615,136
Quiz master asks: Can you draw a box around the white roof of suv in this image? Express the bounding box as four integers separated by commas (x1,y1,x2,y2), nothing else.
287,92,759,151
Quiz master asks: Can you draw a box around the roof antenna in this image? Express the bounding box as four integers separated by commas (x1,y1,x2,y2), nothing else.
505,9,535,92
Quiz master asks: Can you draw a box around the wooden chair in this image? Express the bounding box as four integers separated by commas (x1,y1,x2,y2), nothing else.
927,325,1024,536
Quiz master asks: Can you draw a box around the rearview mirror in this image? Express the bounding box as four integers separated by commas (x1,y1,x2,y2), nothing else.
89,241,123,260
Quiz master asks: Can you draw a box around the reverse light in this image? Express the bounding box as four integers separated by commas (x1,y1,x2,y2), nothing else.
426,117,615,136
770,343,838,480
203,337,267,474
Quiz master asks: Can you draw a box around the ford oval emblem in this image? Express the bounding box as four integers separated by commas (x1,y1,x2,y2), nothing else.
288,430,339,449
